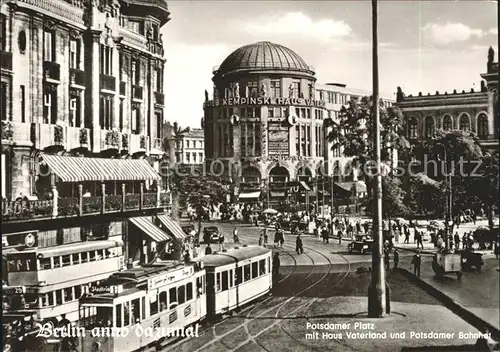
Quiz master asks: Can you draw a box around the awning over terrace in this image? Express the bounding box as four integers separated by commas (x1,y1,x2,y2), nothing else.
129,216,170,243
155,214,187,241
41,154,160,182
238,191,261,199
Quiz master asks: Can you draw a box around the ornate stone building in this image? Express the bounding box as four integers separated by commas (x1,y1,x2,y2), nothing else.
203,41,327,204
1,0,175,323
396,47,499,150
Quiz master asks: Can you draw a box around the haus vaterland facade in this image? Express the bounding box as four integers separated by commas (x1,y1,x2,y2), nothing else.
0,0,188,324
202,42,393,210
396,47,499,153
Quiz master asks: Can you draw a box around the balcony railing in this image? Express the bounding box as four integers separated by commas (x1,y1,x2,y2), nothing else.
148,42,164,56
1,51,13,71
119,81,126,96
66,126,90,150
2,191,169,222
132,85,143,100
100,74,116,91
150,138,163,152
44,61,60,82
35,124,64,150
130,134,148,153
101,130,121,150
69,68,85,86
154,91,165,106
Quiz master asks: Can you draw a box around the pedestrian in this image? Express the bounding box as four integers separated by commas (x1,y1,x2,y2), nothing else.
314,227,320,242
272,253,280,280
404,227,410,244
279,229,285,248
494,241,499,259
296,234,304,255
219,233,225,252
258,234,263,247
384,249,390,271
205,243,212,255
338,230,342,245
273,230,279,248
462,233,467,249
322,227,329,244
411,251,421,277
233,228,239,244
393,249,399,269
264,231,268,246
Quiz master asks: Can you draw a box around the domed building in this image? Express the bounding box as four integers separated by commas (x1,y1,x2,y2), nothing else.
203,41,327,207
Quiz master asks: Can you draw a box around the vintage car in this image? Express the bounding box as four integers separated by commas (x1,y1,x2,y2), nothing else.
473,226,499,250
432,252,462,280
461,249,484,271
203,226,223,244
181,224,195,235
348,235,374,254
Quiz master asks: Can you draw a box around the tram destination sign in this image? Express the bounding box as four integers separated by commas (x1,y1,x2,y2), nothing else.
204,97,326,108
148,267,194,291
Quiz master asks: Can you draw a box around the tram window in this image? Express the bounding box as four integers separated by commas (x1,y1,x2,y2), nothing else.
81,252,88,263
53,257,61,268
235,267,242,285
38,258,51,270
63,287,73,302
216,273,221,291
62,255,71,267
141,297,146,320
221,271,228,291
267,258,270,274
131,298,140,324
55,290,63,305
115,303,122,327
123,301,130,327
178,286,185,305
251,262,258,279
75,285,82,299
89,251,97,262
186,283,193,301
229,270,233,287
71,254,80,265
259,259,266,275
159,291,167,312
169,287,177,305
95,306,112,327
244,264,251,282
150,294,159,316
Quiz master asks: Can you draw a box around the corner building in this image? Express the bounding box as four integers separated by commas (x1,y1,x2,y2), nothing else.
203,42,327,205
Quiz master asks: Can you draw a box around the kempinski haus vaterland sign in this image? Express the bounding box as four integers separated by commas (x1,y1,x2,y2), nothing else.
204,97,326,108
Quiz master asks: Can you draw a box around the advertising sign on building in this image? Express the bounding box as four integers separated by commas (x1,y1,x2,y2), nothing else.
268,122,289,156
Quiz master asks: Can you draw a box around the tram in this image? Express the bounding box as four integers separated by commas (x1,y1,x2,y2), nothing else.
77,245,272,352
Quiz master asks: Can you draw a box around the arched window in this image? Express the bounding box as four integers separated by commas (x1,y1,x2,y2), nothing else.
477,113,488,137
459,114,470,131
425,116,435,138
408,117,418,139
442,115,453,131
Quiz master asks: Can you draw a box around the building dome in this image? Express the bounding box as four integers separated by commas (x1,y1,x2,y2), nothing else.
215,41,314,76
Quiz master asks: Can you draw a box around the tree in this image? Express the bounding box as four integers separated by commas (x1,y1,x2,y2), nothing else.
404,173,445,217
170,173,228,234
365,176,410,219
471,151,499,229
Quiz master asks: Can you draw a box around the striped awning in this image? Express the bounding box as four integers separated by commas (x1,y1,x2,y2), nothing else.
155,214,187,241
238,191,261,199
41,154,160,182
129,216,170,243
270,191,286,197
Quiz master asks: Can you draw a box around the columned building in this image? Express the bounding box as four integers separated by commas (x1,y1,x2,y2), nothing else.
174,128,205,165
396,47,499,151
203,42,327,206
0,0,180,324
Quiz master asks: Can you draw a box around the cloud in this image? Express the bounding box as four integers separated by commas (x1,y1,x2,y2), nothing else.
423,22,486,45
242,12,352,41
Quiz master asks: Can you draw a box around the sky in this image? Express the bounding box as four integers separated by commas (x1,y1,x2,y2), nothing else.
161,1,498,128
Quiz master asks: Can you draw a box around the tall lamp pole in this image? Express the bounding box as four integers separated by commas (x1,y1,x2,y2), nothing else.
368,0,387,317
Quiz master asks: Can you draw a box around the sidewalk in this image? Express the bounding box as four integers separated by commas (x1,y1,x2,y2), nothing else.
399,257,500,341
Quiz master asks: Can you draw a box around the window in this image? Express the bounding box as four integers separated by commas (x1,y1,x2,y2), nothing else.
131,298,140,324
186,140,190,148
0,15,5,51
408,118,418,139
425,116,435,138
69,39,79,69
127,20,144,35
132,60,140,85
61,255,71,267
123,301,130,326
63,287,73,302
251,262,258,279
152,24,159,41
229,270,234,287
53,256,61,268
69,96,81,127
81,252,88,263
131,108,139,133
186,153,191,164
1,82,7,121
55,290,63,305
119,100,124,131
186,283,193,301
99,96,113,129
115,303,123,327
268,108,274,118
247,81,259,97
74,285,82,300
151,294,160,315
169,287,177,305
477,113,488,137
244,264,251,282
221,271,228,291
235,267,242,285
20,85,25,123
199,152,203,161
193,153,197,163
155,68,163,92
178,285,186,305
259,259,266,275
292,80,300,98
459,114,470,131
39,258,51,270
216,272,221,291
442,115,452,131
100,45,112,75
270,80,281,98
44,30,55,62
43,89,56,124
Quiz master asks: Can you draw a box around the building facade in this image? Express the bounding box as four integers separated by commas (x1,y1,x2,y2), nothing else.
1,0,174,323
396,47,499,150
174,128,204,165
203,41,328,205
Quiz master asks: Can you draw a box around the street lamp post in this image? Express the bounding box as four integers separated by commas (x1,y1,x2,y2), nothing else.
367,0,387,318
436,142,452,249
